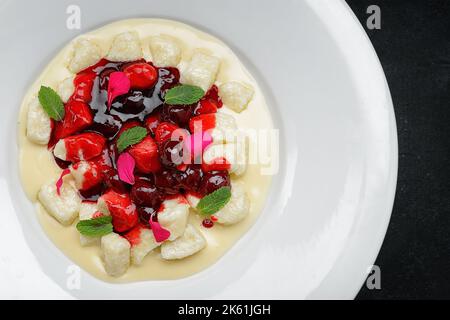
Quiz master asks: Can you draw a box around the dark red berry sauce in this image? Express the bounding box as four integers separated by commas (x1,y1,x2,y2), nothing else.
49,58,228,227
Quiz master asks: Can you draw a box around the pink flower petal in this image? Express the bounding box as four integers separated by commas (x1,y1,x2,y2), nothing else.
149,218,171,242
107,71,131,108
56,169,71,196
117,152,135,185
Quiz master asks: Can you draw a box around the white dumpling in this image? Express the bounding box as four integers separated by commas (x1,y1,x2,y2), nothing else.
149,36,181,67
68,38,102,73
101,233,130,277
181,52,220,91
214,181,250,225
106,31,143,62
158,196,190,241
161,225,206,260
219,81,254,113
57,76,75,103
203,142,247,176
78,202,100,246
38,179,81,226
26,97,51,145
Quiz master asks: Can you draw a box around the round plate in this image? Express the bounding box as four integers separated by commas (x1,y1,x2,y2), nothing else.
0,0,397,299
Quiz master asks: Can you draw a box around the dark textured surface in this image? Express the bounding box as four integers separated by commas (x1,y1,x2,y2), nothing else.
345,0,450,299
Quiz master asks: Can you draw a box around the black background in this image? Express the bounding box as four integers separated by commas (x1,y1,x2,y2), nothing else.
345,0,450,299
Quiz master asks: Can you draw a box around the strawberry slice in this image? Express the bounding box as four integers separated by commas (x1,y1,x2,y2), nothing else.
71,72,96,103
128,136,161,173
54,100,93,140
154,122,180,145
194,85,223,115
201,157,231,172
194,99,218,115
204,85,222,108
54,132,106,162
189,114,216,134
123,62,158,90
99,190,138,233
70,160,103,191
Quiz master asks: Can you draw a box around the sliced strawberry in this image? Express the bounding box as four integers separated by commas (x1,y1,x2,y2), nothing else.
154,122,180,144
128,136,161,173
144,115,160,136
189,114,216,134
71,72,96,103
201,157,231,172
54,100,93,140
99,190,138,233
59,132,106,162
194,99,218,115
123,62,158,90
91,147,113,170
70,160,103,191
204,85,223,108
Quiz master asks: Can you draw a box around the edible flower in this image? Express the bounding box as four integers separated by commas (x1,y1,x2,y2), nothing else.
56,168,71,196
107,71,131,108
117,152,135,185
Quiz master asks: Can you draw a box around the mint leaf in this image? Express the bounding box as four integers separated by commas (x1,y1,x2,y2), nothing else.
117,126,147,153
196,187,232,216
76,216,113,237
164,85,205,105
38,86,65,121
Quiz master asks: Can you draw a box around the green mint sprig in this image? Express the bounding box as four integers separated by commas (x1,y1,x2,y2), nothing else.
116,126,147,153
38,86,65,121
164,84,205,105
76,215,113,237
196,187,232,216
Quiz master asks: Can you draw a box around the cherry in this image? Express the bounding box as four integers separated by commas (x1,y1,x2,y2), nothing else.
160,104,194,128
92,115,122,139
202,218,214,228
153,169,182,194
103,167,128,193
159,67,180,94
155,122,181,145
115,90,146,114
123,62,158,90
198,171,230,195
130,176,162,208
176,165,203,192
137,206,158,227
99,68,118,90
159,140,185,168
145,115,159,136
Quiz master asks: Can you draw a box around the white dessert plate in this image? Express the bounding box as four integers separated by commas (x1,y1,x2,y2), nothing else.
0,0,397,299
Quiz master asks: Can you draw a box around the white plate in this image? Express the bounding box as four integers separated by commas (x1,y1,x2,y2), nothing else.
0,0,397,299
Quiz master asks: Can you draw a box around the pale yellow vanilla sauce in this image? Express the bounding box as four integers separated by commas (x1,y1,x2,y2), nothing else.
18,19,274,282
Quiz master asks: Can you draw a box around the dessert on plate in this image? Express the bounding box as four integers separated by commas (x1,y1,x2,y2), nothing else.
18,19,273,281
